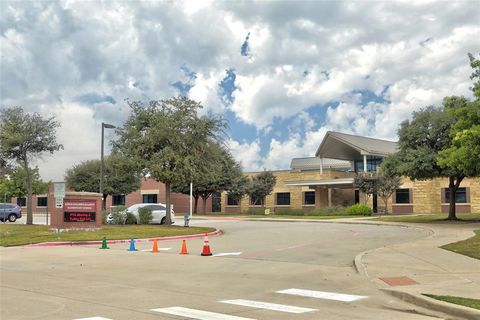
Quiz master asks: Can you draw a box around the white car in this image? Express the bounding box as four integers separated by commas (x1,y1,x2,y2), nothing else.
107,203,175,225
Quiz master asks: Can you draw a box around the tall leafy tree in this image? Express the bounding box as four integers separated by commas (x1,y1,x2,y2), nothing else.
65,155,141,209
0,107,63,224
113,97,225,224
437,53,480,218
354,171,401,213
173,142,242,214
247,171,276,207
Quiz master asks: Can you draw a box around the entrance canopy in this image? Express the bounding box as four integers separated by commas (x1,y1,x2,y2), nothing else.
315,131,398,160
284,178,354,188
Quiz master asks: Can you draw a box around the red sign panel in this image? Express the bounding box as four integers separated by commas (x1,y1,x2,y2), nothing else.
64,200,96,222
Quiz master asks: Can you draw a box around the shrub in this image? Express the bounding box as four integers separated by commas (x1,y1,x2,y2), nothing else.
346,204,373,216
245,208,267,215
308,206,347,216
138,206,153,224
110,211,127,224
273,208,305,216
125,212,138,224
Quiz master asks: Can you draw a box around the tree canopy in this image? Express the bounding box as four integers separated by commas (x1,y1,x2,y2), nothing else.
172,141,243,214
0,107,62,223
113,97,225,223
65,155,141,208
247,171,277,207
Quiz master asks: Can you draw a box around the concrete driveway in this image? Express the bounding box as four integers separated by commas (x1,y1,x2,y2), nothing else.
1,219,442,320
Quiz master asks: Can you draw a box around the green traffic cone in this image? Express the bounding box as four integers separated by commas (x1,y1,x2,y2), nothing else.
100,236,109,249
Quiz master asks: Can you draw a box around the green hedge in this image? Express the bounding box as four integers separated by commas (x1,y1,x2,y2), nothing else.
345,204,373,216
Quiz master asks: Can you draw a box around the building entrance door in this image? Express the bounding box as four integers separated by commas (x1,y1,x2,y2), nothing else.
212,192,221,212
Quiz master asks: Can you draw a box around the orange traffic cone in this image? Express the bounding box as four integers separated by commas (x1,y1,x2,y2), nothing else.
201,234,213,256
180,240,188,254
152,239,159,253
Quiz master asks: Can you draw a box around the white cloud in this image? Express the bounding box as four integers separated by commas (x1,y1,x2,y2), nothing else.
1,1,479,178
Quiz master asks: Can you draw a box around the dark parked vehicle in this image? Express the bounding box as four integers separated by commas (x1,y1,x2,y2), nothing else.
0,203,22,222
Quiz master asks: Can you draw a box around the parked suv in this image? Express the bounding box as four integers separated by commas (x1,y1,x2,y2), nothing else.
107,203,175,225
0,203,22,222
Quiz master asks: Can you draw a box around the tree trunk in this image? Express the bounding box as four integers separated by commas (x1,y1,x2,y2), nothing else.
165,181,172,225
25,162,33,225
202,197,207,214
194,195,199,214
102,193,108,211
447,176,463,221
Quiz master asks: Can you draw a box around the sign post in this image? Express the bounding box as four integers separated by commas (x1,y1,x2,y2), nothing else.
53,182,65,234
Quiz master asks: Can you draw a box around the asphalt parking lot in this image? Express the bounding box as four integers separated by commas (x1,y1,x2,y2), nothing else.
1,219,441,320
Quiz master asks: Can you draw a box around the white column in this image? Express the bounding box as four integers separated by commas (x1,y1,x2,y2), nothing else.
363,154,367,172
320,158,323,175
327,188,332,207
189,182,193,217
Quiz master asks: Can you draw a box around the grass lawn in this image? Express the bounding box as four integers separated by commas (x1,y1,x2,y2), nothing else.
372,213,480,223
423,294,480,310
0,224,215,247
441,229,480,260
243,215,362,220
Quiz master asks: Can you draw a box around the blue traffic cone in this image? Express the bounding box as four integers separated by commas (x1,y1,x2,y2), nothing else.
128,238,137,251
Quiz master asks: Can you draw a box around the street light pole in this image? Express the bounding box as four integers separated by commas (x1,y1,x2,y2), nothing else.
100,122,116,210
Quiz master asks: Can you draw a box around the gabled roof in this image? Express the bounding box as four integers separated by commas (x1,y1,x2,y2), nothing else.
315,131,398,160
290,157,351,170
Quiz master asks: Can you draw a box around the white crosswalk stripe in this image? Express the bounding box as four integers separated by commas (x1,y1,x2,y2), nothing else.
74,317,112,320
213,252,242,257
277,288,367,302
151,307,255,320
220,299,317,313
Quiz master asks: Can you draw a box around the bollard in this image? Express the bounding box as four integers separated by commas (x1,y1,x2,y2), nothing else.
183,213,190,227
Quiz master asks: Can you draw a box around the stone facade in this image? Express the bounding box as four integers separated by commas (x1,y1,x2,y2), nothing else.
221,169,480,214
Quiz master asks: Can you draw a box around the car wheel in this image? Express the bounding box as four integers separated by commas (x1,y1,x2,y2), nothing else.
8,214,17,222
161,217,166,225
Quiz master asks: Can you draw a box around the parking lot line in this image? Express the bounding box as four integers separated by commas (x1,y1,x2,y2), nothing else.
151,307,256,320
276,288,367,302
220,299,317,313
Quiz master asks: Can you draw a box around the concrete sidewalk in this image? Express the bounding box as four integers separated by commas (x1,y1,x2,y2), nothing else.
353,221,480,320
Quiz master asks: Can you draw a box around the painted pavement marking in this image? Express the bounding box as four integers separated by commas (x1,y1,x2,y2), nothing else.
276,288,367,302
213,252,243,257
73,317,112,320
151,307,255,320
220,299,317,314
141,248,171,252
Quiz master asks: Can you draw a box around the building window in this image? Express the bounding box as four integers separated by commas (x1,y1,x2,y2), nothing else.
395,189,410,204
276,193,290,206
354,190,360,204
37,197,48,207
227,195,239,206
354,156,383,173
250,196,264,206
142,194,158,203
17,197,27,207
304,191,315,205
112,194,125,206
444,188,467,203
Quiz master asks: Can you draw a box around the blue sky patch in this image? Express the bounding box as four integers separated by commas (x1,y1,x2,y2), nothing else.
240,32,251,57
219,68,237,104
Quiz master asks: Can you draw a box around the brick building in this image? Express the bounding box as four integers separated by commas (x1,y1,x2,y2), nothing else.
221,131,480,214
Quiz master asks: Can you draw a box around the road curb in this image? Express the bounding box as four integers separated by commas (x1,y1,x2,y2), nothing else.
23,229,223,247
382,289,480,320
352,225,480,320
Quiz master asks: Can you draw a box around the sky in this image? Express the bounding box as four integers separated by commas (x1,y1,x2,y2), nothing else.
1,0,479,181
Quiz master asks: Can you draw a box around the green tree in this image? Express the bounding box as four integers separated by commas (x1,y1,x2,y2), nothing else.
353,173,376,205
8,166,49,198
0,107,63,224
247,171,276,207
65,155,141,209
113,97,225,224
173,142,244,214
225,174,249,205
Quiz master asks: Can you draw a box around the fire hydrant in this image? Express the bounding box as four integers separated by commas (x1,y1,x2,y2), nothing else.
183,213,190,227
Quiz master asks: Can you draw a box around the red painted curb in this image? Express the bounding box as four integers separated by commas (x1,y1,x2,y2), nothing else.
23,229,223,247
